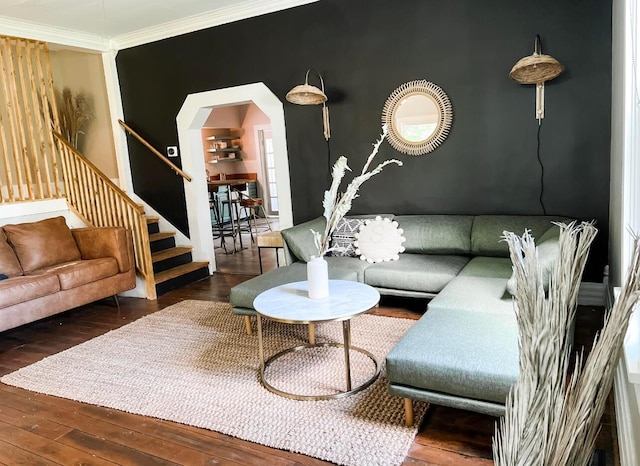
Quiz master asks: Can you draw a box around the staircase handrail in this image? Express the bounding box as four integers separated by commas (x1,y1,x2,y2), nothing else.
118,119,191,182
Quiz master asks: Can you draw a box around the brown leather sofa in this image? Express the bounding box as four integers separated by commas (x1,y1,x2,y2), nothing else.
0,216,136,332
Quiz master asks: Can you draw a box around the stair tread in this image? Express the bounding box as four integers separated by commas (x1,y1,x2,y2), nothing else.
152,246,193,262
146,216,160,223
149,231,175,242
154,261,209,284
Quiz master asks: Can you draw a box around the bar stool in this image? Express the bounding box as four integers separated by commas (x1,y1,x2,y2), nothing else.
221,184,246,250
238,193,272,243
209,184,232,253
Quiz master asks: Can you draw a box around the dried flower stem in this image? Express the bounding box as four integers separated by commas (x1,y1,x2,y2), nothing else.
311,125,402,256
493,222,640,466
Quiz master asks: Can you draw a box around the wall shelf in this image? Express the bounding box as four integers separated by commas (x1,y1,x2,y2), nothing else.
206,148,240,153
208,158,242,163
201,127,243,164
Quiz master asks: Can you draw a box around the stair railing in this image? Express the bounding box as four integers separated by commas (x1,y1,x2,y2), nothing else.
118,119,191,182
53,131,157,300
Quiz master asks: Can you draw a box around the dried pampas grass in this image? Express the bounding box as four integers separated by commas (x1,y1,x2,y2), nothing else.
55,87,93,151
493,222,640,466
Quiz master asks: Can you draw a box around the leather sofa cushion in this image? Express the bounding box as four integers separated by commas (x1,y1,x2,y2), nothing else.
4,216,81,273
0,274,60,309
32,258,119,290
0,229,23,277
395,215,474,255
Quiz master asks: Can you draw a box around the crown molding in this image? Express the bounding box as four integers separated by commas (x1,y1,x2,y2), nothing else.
111,0,319,51
0,15,110,51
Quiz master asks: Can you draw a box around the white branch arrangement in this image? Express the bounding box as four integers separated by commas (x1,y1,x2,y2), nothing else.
494,222,640,466
311,125,403,257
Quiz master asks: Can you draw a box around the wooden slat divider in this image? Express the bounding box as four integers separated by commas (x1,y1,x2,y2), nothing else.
0,39,26,200
25,42,51,198
6,40,34,200
41,42,62,197
16,41,41,199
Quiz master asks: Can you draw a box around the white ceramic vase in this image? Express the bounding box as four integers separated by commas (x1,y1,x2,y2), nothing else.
307,255,329,299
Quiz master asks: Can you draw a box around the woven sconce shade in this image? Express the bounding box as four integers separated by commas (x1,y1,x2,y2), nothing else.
510,53,564,84
509,35,564,123
286,69,330,140
286,83,327,105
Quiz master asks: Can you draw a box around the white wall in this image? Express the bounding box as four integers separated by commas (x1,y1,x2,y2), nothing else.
0,199,85,228
612,0,640,463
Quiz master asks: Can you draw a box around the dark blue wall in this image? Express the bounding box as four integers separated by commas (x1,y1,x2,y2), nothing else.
116,0,612,280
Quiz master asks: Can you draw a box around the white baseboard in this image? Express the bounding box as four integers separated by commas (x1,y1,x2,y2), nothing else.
614,357,640,466
578,281,605,306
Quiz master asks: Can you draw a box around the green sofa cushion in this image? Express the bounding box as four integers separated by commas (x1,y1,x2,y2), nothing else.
230,262,357,314
457,256,513,279
386,306,519,405
281,217,326,263
395,215,474,255
364,253,470,293
429,275,514,314
470,215,570,257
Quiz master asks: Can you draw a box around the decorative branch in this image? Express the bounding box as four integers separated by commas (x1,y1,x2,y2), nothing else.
311,125,402,256
493,222,640,466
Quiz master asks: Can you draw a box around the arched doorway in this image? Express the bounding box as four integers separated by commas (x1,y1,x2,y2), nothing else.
176,83,293,272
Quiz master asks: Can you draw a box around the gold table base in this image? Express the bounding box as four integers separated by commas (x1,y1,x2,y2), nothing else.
257,315,380,401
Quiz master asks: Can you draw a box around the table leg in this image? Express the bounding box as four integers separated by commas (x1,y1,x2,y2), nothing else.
343,320,352,391
258,247,263,274
257,314,265,372
275,248,280,267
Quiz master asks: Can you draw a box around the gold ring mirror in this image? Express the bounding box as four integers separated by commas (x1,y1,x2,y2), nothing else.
382,80,453,156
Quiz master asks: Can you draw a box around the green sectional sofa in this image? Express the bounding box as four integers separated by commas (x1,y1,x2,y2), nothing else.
229,214,570,421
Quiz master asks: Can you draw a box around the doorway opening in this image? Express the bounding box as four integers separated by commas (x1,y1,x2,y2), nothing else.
176,83,293,275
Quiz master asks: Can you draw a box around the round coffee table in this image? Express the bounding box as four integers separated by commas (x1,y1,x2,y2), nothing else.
253,280,381,401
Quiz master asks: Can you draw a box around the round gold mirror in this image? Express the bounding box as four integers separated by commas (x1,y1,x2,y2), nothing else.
382,80,453,156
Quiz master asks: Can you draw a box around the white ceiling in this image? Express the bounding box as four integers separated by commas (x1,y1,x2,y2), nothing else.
0,0,311,42
0,0,252,37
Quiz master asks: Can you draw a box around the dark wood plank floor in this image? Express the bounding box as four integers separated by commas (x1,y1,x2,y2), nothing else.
0,234,618,465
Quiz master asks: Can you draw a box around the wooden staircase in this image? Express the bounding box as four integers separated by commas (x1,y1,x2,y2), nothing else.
147,217,209,296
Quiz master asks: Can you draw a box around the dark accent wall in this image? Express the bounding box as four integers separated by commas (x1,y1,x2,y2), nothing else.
116,0,612,281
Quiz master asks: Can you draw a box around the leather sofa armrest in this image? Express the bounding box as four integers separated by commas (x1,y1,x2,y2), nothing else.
71,227,134,273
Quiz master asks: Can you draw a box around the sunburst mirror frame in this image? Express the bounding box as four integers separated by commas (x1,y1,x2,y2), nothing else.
381,80,453,156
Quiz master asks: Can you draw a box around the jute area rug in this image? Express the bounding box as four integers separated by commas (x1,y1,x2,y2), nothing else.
1,300,428,466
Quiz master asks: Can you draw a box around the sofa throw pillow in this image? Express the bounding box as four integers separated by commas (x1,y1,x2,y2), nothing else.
4,216,81,273
330,218,366,256
0,228,23,277
354,216,406,263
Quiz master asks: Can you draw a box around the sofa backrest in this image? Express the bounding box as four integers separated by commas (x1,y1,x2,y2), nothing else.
395,215,474,254
470,215,572,257
281,217,326,263
281,214,575,263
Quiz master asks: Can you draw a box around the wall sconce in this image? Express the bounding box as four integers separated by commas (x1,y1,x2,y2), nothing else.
509,35,564,125
286,69,331,140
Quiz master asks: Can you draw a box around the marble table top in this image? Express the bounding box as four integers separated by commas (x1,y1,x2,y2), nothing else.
253,280,380,324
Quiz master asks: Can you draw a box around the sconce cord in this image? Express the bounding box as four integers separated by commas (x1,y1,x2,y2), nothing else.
537,123,547,215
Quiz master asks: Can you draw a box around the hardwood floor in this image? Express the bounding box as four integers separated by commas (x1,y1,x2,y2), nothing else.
0,239,618,465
